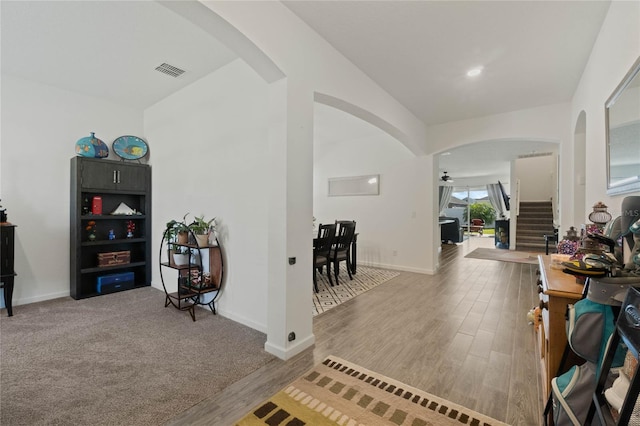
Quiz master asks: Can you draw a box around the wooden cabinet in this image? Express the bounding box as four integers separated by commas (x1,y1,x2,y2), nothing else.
70,157,151,299
536,255,585,398
1,224,16,316
79,158,148,192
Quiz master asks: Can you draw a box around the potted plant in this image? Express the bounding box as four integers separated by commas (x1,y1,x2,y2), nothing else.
165,218,190,264
176,213,191,244
188,214,216,247
166,215,189,244
172,245,190,266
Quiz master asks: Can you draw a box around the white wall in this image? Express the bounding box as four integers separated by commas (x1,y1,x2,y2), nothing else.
427,103,569,155
427,103,567,234
144,60,270,331
428,103,571,240
569,0,640,219
204,1,428,157
573,113,587,227
196,1,435,358
515,155,556,202
0,74,143,306
313,105,431,273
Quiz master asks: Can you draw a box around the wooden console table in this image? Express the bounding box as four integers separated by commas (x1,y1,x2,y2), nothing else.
536,255,585,398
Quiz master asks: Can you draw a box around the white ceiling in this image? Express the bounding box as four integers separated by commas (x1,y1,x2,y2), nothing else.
1,1,611,181
283,0,610,184
283,0,610,127
0,1,237,109
436,139,558,187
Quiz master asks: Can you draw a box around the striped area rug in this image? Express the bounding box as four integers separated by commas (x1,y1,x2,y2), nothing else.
236,356,508,426
313,265,399,316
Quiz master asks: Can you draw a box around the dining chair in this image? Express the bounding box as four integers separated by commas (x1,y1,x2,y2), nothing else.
313,223,336,292
470,218,484,235
330,221,356,285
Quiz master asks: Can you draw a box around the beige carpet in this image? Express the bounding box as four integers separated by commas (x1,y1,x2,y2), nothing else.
465,247,539,265
237,355,508,426
0,287,276,426
313,265,400,316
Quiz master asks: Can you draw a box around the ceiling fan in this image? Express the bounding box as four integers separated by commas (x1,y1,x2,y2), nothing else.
440,171,454,182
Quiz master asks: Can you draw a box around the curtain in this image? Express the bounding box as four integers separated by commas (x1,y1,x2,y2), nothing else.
487,183,505,218
439,186,454,216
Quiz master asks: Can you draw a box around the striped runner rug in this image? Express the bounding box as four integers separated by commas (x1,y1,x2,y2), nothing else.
236,356,508,426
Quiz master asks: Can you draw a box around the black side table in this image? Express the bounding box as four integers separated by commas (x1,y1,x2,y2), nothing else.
1,223,16,316
544,233,558,255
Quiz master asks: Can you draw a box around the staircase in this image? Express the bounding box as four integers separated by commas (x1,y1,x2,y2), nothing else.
516,201,555,252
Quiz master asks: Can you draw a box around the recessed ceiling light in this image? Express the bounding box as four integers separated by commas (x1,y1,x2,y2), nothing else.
466,67,483,77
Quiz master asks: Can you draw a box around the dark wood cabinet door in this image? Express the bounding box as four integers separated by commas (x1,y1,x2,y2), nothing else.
79,158,148,192
1,225,15,275
115,163,148,192
80,160,118,190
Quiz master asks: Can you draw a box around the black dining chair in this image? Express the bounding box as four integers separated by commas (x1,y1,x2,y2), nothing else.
313,223,336,292
330,221,356,285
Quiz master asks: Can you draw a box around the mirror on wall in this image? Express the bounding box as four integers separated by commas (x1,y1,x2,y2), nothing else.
328,174,380,196
606,56,640,195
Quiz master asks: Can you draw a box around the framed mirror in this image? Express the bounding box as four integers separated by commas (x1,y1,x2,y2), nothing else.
606,56,640,195
328,174,379,196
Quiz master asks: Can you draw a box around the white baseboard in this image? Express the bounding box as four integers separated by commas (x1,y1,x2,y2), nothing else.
151,283,267,333
215,307,267,334
6,290,70,308
364,262,436,275
265,333,315,360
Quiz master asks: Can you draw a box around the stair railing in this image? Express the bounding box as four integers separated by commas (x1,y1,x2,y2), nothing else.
550,195,559,228
510,179,520,249
514,178,521,217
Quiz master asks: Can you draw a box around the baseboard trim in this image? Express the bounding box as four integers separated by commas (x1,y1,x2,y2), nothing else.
152,283,269,334
364,262,435,275
265,334,315,360
215,307,267,334
5,290,70,308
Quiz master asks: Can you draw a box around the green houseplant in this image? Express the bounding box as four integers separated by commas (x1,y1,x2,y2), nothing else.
165,219,189,245
188,214,216,247
165,217,190,265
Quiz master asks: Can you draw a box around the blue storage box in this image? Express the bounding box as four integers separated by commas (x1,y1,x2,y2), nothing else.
97,272,134,294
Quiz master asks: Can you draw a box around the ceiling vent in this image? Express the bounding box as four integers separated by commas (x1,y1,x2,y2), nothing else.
154,63,186,78
518,152,553,159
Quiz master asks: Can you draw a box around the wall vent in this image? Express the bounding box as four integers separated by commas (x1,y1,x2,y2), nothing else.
517,151,553,159
154,63,186,78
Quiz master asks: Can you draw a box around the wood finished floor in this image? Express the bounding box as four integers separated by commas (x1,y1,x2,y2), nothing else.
167,237,543,426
